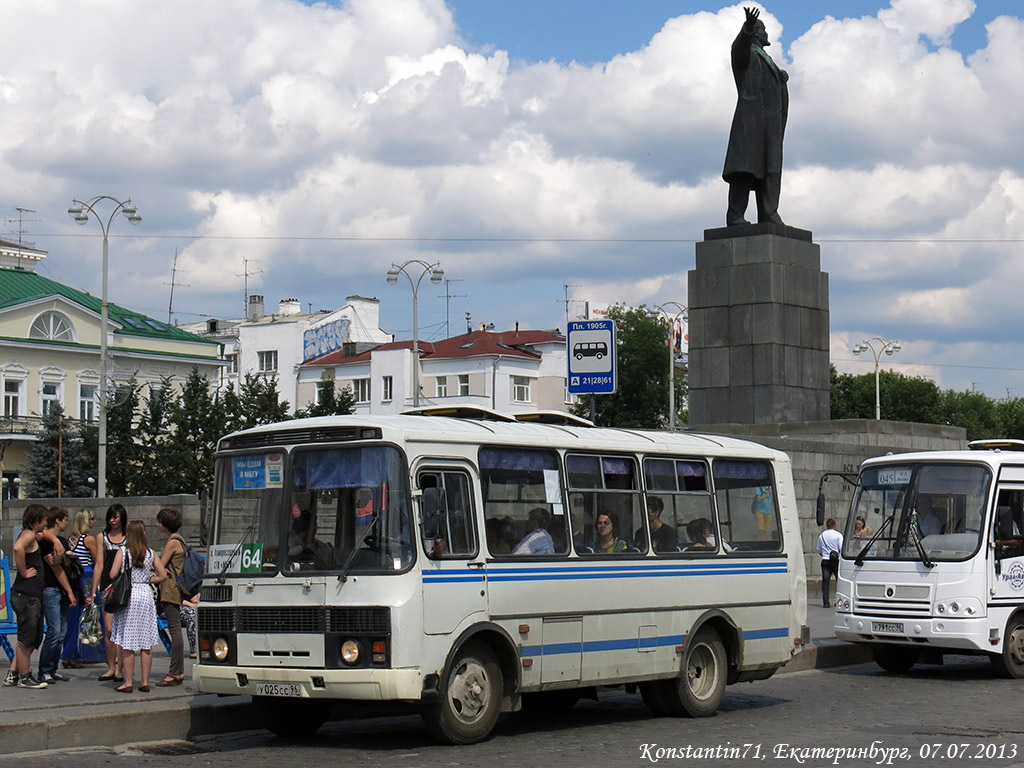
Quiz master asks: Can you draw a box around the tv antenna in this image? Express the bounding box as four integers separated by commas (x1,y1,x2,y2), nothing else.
163,248,190,324
438,278,466,337
235,257,263,316
2,207,40,267
560,283,583,323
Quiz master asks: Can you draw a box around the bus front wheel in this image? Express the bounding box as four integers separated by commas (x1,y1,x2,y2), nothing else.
422,641,503,744
253,696,331,738
872,645,919,674
991,617,1024,679
657,627,727,717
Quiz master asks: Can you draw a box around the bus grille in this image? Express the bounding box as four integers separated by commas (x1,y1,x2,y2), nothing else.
197,606,390,635
200,584,232,602
225,426,374,449
854,582,931,617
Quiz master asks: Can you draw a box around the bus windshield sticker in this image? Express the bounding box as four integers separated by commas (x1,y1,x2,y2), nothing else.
233,456,268,490
876,468,911,485
265,453,284,487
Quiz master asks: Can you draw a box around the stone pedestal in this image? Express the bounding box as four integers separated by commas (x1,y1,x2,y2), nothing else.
687,223,829,426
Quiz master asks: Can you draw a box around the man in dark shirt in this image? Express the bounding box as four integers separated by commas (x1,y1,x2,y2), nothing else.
636,496,679,553
38,507,77,684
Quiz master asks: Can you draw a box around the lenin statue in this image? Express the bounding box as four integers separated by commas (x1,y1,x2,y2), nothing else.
723,7,788,226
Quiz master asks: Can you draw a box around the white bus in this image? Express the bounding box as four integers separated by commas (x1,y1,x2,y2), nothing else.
194,409,808,743
832,440,1024,677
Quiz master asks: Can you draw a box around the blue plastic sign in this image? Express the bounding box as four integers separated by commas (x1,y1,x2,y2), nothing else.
567,320,616,394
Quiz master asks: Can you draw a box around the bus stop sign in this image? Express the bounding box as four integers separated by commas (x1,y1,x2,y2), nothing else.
567,319,616,395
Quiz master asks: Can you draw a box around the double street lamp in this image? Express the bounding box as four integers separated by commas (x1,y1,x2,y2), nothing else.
386,260,444,407
652,302,688,431
852,336,901,420
68,196,142,498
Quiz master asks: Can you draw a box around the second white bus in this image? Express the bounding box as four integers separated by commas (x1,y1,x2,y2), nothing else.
195,409,808,743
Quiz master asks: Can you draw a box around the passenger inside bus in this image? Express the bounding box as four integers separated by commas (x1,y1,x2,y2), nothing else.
594,513,628,554
914,495,943,537
511,508,555,555
685,518,715,550
634,496,678,552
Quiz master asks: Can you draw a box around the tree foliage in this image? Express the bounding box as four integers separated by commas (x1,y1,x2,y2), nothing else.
23,403,94,498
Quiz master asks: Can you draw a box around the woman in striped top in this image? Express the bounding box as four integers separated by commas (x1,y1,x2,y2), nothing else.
62,510,100,668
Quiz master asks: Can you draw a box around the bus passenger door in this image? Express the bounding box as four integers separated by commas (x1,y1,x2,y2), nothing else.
418,468,488,635
991,485,1024,603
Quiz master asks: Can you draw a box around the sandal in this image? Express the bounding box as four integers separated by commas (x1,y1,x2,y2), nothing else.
156,675,183,687
115,684,133,693
139,684,150,693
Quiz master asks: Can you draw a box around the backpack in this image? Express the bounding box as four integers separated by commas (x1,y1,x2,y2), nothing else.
170,535,205,599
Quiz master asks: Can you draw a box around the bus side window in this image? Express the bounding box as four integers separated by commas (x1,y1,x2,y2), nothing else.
419,471,478,559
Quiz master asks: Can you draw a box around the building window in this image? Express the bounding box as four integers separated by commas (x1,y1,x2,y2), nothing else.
3,379,21,417
29,311,76,342
41,382,61,416
511,376,532,403
354,378,370,403
258,350,278,373
436,376,448,398
458,374,470,397
225,353,238,375
79,383,97,422
382,376,393,402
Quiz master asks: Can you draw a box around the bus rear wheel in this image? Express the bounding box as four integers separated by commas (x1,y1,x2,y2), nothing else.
872,645,919,674
656,627,727,718
422,641,502,744
253,697,331,738
991,617,1024,679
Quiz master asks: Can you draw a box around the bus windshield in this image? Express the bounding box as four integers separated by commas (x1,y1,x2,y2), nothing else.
211,445,413,574
845,463,991,562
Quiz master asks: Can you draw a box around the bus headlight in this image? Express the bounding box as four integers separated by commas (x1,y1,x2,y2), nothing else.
212,637,231,662
341,639,361,665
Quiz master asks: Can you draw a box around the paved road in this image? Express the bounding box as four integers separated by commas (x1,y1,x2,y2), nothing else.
5,653,1024,768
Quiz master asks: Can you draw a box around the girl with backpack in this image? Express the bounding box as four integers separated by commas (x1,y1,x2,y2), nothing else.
156,508,187,686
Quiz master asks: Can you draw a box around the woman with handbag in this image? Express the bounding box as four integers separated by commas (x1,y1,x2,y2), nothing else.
62,510,102,668
94,504,128,682
155,508,186,687
107,520,168,693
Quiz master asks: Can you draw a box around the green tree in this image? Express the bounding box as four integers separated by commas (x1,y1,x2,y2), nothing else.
830,368,942,423
939,389,1003,441
570,304,685,429
133,376,184,496
236,372,290,429
105,380,142,497
167,368,224,494
995,398,1024,440
23,403,93,498
294,379,356,418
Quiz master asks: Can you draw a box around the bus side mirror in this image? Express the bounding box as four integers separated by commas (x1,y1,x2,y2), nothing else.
816,490,826,527
996,506,1015,540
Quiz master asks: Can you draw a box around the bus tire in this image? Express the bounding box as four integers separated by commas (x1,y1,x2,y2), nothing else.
872,645,919,674
991,616,1024,679
638,681,668,716
422,641,503,744
657,627,727,718
253,696,331,738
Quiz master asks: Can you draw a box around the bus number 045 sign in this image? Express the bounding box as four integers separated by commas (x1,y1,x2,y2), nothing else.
567,320,616,395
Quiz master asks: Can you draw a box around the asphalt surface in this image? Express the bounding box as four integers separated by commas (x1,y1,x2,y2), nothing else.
0,600,864,757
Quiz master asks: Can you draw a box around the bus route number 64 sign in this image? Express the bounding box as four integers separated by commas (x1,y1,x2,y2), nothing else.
567,319,616,395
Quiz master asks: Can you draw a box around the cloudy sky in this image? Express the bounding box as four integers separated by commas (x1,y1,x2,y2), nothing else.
3,0,1024,398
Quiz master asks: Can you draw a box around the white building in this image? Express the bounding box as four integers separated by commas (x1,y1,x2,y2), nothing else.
297,326,573,415
179,294,392,413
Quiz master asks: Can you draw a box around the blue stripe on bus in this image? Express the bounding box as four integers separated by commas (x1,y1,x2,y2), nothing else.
518,627,788,657
423,561,787,584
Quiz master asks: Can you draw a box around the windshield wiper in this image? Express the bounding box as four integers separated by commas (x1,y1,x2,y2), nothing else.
854,515,894,567
908,512,936,568
337,512,382,584
216,498,261,583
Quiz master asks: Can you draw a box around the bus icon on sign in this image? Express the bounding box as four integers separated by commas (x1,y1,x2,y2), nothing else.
573,341,608,360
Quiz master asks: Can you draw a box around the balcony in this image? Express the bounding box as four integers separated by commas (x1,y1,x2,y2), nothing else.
0,415,45,438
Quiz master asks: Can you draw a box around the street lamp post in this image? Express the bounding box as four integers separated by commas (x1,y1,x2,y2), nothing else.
852,336,902,420
653,302,688,431
386,260,444,407
68,196,142,498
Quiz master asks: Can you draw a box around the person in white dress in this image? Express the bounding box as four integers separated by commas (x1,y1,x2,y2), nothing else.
108,521,167,693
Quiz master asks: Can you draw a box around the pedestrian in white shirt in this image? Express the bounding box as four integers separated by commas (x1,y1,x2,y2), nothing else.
816,518,844,607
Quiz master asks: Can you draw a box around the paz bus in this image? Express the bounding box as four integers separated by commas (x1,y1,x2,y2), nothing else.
194,408,808,743
830,439,1024,677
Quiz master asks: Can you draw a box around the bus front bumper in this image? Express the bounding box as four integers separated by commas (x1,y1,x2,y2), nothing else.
194,664,424,701
834,612,991,654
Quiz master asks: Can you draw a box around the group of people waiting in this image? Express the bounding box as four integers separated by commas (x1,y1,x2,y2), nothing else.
5,503,198,692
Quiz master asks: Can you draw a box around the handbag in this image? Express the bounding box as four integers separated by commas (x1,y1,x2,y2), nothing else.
105,548,132,613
